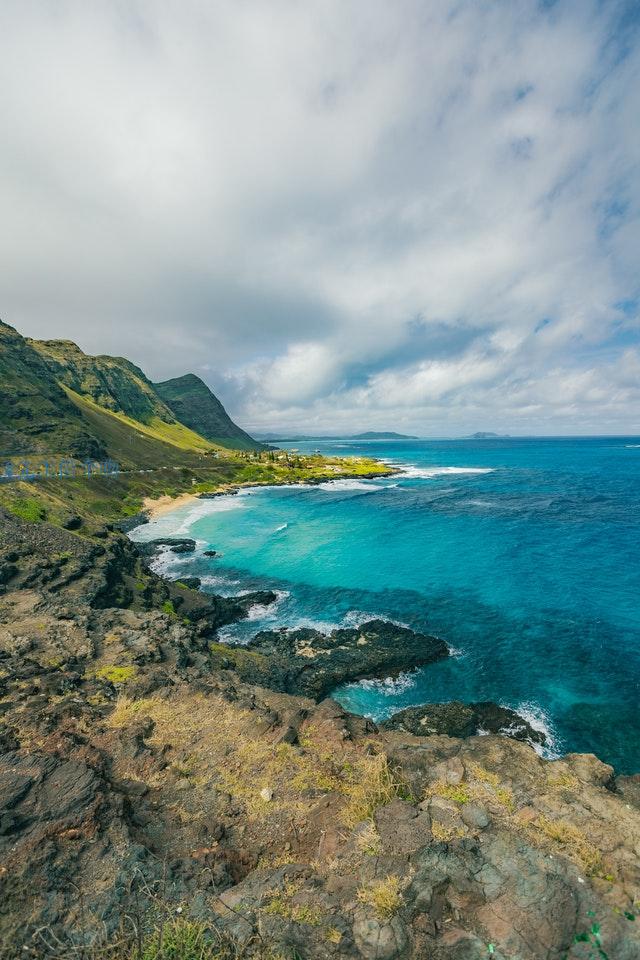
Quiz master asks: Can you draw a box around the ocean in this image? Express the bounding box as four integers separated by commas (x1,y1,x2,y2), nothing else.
130,436,640,773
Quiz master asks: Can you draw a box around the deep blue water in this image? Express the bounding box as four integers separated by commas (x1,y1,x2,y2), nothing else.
131,437,640,773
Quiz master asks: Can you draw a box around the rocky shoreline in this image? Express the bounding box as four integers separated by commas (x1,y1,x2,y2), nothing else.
1,507,640,958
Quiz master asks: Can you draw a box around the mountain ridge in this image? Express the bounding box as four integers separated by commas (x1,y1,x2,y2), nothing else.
0,320,262,460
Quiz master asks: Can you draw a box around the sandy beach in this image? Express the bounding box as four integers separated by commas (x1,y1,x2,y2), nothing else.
142,491,200,519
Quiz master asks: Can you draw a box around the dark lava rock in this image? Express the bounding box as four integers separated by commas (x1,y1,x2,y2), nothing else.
221,619,448,700
203,550,218,557
174,576,202,590
137,538,197,557
382,700,546,746
115,513,149,533
62,515,83,530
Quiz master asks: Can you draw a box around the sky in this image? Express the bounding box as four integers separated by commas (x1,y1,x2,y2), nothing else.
1,0,639,436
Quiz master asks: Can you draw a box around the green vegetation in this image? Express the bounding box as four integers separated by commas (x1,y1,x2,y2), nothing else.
134,919,220,960
155,373,263,451
95,665,138,685
4,496,47,523
0,319,393,531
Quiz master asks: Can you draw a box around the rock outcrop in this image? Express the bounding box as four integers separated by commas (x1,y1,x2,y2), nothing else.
383,700,546,746
215,619,448,700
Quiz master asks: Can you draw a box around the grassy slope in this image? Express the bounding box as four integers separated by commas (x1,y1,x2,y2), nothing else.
63,388,220,465
155,374,263,451
29,338,177,425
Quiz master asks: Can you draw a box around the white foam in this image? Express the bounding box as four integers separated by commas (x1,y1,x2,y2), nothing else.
317,478,378,492
199,574,241,588
245,589,290,621
397,465,494,479
511,701,562,759
342,609,411,629
447,644,466,659
274,522,288,532
345,670,419,696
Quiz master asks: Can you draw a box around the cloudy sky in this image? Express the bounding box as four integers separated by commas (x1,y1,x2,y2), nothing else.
1,0,639,436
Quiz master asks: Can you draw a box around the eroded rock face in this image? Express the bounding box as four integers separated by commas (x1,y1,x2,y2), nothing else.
232,619,449,700
383,700,546,746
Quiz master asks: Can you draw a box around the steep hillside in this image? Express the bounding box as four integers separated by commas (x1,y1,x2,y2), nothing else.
155,373,263,450
0,320,106,459
29,337,177,425
0,322,253,466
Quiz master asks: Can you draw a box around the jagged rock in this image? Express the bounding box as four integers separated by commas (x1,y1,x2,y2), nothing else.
137,537,197,557
223,619,448,700
383,700,546,746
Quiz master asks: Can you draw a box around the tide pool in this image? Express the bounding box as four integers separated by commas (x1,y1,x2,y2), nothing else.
131,437,640,773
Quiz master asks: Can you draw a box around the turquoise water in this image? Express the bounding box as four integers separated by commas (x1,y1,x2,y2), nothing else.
131,437,640,773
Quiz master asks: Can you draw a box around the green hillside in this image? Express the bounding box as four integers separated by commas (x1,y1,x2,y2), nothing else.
155,373,263,451
30,337,177,425
1,321,261,466
0,320,107,459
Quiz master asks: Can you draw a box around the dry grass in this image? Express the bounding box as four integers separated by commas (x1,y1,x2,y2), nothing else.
527,815,603,875
355,821,383,856
431,821,467,842
107,695,154,728
340,752,406,828
356,876,403,920
106,693,404,832
463,762,515,812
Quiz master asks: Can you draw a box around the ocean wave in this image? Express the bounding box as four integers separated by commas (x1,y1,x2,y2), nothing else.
246,589,291,621
398,465,494,479
199,573,241,588
512,701,562,759
344,670,419,696
317,478,378,492
342,609,410,629
447,644,466,659
274,522,288,532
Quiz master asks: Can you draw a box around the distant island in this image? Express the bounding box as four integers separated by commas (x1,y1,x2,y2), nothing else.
467,431,511,439
259,430,419,442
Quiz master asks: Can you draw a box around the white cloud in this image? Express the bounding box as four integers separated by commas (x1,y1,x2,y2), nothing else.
0,0,638,434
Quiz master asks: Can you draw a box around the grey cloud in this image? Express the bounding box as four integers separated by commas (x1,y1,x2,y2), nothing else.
0,0,638,434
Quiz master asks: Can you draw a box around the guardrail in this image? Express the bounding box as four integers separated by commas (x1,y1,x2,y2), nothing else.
0,457,120,482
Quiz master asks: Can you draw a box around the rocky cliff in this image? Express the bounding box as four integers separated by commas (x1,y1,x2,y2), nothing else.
1,508,639,960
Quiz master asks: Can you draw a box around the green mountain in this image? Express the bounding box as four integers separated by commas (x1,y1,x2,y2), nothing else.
0,320,262,465
29,337,176,425
0,321,106,459
155,374,263,451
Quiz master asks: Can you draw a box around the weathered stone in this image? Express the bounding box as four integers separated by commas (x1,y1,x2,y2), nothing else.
353,916,408,960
